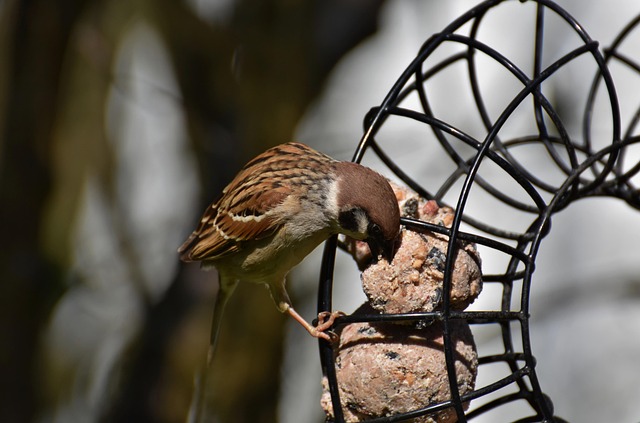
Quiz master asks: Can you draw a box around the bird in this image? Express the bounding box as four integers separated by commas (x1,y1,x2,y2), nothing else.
178,142,400,359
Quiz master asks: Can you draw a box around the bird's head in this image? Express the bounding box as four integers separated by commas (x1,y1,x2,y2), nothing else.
334,162,401,262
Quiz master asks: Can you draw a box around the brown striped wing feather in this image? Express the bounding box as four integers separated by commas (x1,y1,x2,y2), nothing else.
178,142,335,262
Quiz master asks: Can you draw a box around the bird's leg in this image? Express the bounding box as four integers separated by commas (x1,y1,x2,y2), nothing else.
284,305,333,342
269,280,337,342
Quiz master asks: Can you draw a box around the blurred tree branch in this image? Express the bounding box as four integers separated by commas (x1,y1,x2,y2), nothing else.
0,0,91,422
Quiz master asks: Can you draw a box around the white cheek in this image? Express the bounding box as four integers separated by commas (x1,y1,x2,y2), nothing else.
326,179,340,217
330,178,369,239
355,212,369,237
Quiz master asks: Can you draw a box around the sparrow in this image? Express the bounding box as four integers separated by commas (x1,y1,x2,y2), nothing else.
178,142,400,357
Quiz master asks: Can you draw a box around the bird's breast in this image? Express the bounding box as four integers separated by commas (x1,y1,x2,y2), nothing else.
215,224,331,285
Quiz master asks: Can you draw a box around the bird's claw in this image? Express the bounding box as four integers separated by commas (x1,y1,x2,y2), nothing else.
316,311,345,330
312,311,346,343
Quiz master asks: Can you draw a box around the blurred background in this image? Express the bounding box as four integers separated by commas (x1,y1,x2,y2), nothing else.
1,1,639,423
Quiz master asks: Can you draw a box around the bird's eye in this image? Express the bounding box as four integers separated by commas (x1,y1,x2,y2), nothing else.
369,223,382,238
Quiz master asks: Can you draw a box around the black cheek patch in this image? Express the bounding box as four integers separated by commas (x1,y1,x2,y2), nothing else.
338,208,361,233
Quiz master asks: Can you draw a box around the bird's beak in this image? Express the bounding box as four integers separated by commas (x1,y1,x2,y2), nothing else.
381,239,396,263
367,237,396,263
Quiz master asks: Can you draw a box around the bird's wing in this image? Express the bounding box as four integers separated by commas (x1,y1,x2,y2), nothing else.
178,142,336,262
178,185,289,262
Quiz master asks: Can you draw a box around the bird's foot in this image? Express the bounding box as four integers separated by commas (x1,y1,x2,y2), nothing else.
285,306,342,343
316,311,345,332
313,311,346,343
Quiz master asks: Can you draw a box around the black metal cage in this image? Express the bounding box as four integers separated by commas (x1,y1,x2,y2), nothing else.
318,0,640,421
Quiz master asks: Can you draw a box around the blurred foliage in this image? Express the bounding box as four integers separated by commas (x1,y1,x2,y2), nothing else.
0,0,384,422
